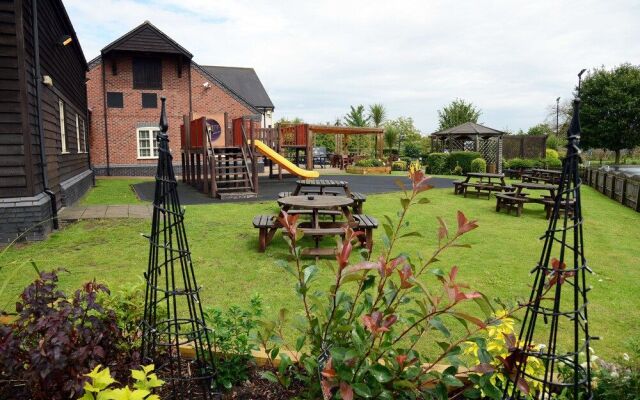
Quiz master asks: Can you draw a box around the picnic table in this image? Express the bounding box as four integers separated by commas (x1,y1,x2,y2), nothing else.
279,179,367,213
453,172,512,199
495,182,559,217
253,195,378,255
521,168,563,185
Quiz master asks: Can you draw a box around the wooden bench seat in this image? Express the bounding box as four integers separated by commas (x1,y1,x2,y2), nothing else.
253,214,278,252
495,193,528,217
453,180,465,195
541,198,576,219
351,192,367,213
353,214,378,251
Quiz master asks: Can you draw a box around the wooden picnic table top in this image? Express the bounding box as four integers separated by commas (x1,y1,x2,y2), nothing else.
466,172,505,179
278,195,353,210
531,168,562,175
512,182,558,191
296,179,349,187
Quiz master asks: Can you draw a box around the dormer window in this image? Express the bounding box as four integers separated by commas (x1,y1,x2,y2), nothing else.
132,57,162,89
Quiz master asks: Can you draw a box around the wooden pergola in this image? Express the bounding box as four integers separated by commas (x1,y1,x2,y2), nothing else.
302,125,384,170
431,122,505,172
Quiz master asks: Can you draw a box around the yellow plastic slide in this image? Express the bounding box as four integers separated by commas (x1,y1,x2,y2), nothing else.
250,140,319,179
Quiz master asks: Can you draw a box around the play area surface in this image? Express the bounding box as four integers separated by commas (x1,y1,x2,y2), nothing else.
133,175,455,205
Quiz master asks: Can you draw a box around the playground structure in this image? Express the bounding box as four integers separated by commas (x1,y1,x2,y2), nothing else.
180,114,384,199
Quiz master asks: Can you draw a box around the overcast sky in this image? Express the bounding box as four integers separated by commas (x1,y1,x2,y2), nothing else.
64,0,640,134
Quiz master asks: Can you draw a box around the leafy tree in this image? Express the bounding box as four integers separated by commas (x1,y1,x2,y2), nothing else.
368,103,387,127
344,105,370,127
384,126,399,152
580,63,640,164
437,98,481,130
385,117,422,155
276,117,304,125
527,123,554,136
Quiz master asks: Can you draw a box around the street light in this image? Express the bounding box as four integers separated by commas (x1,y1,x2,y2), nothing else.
556,97,561,136
578,68,587,95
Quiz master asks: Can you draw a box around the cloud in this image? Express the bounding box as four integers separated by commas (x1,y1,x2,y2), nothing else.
64,0,640,133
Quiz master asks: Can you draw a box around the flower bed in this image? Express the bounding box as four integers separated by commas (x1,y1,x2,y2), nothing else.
345,165,391,174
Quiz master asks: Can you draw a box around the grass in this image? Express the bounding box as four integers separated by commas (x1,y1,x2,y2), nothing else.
1,177,638,360
79,177,151,205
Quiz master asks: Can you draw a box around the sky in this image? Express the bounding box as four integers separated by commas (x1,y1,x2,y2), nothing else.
64,0,640,134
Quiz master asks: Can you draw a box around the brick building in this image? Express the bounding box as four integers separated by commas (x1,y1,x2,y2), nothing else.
87,21,274,176
0,0,92,243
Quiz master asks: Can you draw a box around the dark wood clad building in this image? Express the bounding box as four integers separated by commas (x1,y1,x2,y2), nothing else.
0,0,92,243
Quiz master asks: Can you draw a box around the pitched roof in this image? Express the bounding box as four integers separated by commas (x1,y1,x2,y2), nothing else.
201,66,274,110
432,122,504,137
101,21,192,58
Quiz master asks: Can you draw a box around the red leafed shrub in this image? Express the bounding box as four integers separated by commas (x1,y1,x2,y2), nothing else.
0,270,121,400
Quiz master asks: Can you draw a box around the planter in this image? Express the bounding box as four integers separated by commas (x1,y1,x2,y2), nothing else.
345,166,391,175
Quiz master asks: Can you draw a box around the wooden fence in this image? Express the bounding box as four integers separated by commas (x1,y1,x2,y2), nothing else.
503,135,547,159
583,167,640,212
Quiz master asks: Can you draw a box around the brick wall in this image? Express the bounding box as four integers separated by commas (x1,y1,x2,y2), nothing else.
87,56,256,175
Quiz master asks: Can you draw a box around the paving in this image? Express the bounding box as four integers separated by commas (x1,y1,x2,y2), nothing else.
58,204,152,221
132,174,455,205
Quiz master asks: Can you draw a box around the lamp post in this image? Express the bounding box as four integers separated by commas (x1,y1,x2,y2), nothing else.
556,97,560,136
578,68,587,95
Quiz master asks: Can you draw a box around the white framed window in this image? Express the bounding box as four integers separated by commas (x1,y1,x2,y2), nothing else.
59,99,68,153
81,117,87,153
75,114,81,153
136,127,160,159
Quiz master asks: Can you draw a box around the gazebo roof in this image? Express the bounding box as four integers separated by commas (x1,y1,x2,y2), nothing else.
431,122,505,138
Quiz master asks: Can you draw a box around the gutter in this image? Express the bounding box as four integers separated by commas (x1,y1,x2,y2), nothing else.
32,0,58,229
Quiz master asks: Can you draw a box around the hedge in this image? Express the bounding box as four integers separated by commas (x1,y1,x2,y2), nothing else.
505,157,563,169
392,160,407,171
446,151,482,173
425,153,448,174
354,158,384,167
470,158,487,173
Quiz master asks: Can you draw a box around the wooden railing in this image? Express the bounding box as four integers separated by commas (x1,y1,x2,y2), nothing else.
582,167,640,211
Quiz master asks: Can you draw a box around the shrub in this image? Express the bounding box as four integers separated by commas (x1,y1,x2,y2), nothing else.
259,171,514,399
544,157,562,168
452,162,464,175
425,152,448,174
354,158,384,167
403,142,422,158
0,270,121,400
508,158,536,169
391,160,407,171
80,364,164,400
546,134,566,151
470,157,487,173
204,295,263,390
446,151,482,173
409,159,423,173
589,339,640,400
546,148,559,159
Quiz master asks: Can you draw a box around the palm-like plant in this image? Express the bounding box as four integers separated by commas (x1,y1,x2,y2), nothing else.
344,105,370,127
368,103,387,127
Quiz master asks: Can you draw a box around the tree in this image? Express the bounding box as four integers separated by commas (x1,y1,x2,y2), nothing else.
276,116,303,125
527,123,554,136
368,104,387,127
580,64,640,164
385,117,422,155
344,105,370,127
437,98,481,130
384,126,399,152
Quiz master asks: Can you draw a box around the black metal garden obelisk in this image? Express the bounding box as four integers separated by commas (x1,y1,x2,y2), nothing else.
141,97,215,399
502,98,594,400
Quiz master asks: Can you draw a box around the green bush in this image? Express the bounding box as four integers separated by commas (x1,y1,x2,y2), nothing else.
446,151,482,173
354,158,384,167
508,158,536,169
544,157,562,168
546,148,559,159
452,162,464,175
470,158,487,173
391,160,407,171
403,142,422,158
425,153,448,174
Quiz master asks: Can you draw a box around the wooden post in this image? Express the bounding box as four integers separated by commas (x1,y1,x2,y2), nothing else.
250,121,258,193
202,118,209,194
277,124,283,180
621,176,627,206
306,125,313,170
611,175,616,200
634,180,640,211
183,115,191,184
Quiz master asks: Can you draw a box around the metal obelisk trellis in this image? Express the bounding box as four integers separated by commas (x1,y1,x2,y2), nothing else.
503,98,593,399
141,97,215,399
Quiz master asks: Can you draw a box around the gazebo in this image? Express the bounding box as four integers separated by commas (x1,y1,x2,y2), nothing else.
430,122,505,172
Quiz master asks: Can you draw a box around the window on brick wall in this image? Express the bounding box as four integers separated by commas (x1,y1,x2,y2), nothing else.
133,57,162,89
137,127,160,159
59,99,68,153
141,93,157,108
107,92,123,108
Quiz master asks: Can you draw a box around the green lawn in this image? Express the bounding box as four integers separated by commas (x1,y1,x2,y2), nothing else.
1,178,638,360
79,177,151,205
